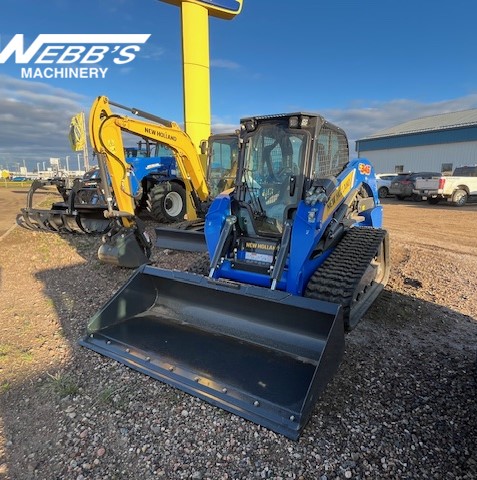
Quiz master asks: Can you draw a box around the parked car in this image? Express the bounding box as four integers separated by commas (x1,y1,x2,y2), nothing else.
376,173,399,198
389,172,441,200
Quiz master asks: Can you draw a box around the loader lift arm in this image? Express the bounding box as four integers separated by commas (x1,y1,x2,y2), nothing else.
89,95,213,267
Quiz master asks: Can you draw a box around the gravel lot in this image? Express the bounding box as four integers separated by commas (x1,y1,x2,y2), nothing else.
0,193,476,480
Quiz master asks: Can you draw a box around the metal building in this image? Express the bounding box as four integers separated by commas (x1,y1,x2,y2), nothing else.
355,109,477,174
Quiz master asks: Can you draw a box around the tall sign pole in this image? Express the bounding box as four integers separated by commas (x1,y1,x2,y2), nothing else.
81,111,90,171
159,0,243,159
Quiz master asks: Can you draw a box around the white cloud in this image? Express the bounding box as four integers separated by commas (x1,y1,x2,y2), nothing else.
140,43,166,61
0,75,87,171
322,95,477,150
211,59,241,70
2,72,476,174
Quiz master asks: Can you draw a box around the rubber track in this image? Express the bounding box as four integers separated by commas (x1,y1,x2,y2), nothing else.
305,227,387,329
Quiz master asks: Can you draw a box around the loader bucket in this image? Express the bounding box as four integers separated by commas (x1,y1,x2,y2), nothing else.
80,266,344,440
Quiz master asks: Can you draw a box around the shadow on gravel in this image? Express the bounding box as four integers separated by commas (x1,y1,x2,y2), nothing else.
1,260,476,479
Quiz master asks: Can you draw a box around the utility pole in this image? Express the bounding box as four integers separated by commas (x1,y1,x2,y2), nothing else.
81,112,90,170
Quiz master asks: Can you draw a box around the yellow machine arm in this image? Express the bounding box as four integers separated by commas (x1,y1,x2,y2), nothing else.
89,95,210,223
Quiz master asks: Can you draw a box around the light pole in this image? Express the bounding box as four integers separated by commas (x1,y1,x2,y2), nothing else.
65,155,70,173
77,153,82,172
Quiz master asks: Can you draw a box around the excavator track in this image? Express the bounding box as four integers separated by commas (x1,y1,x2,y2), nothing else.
305,227,390,330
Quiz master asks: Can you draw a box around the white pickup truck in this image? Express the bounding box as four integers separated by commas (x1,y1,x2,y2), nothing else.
413,166,477,206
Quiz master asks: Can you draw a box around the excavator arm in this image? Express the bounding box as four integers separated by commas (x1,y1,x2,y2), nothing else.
89,96,210,222
88,95,212,268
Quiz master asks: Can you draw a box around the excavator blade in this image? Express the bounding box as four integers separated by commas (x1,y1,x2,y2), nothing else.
79,266,344,440
155,226,207,252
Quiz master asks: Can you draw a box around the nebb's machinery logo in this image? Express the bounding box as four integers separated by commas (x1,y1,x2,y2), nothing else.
0,34,151,79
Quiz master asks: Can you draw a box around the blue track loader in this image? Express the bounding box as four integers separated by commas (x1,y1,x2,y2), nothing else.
80,112,391,440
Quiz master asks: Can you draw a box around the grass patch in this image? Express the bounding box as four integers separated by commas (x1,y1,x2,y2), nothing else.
20,350,34,362
97,386,116,404
94,385,130,409
0,381,11,394
0,344,33,363
0,345,11,357
46,372,80,398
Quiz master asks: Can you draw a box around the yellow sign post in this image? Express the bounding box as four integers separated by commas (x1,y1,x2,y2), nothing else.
159,1,243,159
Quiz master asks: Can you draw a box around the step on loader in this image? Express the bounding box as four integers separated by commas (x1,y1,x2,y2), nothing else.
80,112,390,439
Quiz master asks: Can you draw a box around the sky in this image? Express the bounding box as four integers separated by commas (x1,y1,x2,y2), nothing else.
1,0,477,172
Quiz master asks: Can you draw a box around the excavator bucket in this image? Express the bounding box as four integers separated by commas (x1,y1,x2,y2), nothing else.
80,266,344,440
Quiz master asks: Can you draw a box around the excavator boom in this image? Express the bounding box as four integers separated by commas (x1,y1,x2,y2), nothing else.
88,96,216,267
90,96,210,220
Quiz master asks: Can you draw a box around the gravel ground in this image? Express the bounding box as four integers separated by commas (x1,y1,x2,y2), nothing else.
0,198,476,479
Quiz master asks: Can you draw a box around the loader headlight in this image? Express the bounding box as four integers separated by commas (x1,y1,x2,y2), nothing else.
289,116,299,128
243,119,256,132
289,115,309,129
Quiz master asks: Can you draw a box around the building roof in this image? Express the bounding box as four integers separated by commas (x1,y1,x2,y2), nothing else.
363,108,477,139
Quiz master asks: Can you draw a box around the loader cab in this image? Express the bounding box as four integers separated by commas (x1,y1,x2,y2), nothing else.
312,123,349,179
235,114,317,237
205,113,353,290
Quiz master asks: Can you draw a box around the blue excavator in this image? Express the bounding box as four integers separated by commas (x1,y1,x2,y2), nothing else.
80,110,391,440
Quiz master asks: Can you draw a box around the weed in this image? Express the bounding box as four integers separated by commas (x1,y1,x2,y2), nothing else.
95,385,130,409
0,381,11,394
98,386,116,404
46,372,79,398
20,350,33,362
0,345,10,357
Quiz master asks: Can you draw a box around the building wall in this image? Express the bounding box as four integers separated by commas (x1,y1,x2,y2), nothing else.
355,141,477,174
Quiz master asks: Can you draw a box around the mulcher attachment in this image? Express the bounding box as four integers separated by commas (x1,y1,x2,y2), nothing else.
80,266,344,440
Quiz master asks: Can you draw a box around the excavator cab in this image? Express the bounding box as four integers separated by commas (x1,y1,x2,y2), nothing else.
154,132,240,252
81,112,390,439
207,133,239,198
